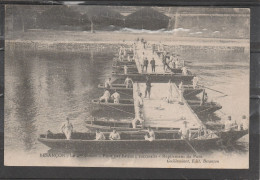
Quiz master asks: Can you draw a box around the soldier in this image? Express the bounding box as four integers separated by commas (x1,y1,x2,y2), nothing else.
95,129,106,140
150,58,156,72
61,117,73,140
109,129,120,140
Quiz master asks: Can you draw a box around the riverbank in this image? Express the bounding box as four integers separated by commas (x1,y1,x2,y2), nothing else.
5,30,249,52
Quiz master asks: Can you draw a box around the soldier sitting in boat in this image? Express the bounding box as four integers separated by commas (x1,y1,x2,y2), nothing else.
224,116,237,131
127,55,133,62
144,126,155,141
109,129,121,140
104,78,112,89
99,89,110,103
111,90,120,104
239,115,248,131
179,121,190,140
175,58,180,68
181,66,188,75
124,76,134,88
60,117,73,140
95,129,106,140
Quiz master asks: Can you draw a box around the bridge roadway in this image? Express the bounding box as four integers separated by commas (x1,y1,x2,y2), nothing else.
133,82,204,129
134,41,166,74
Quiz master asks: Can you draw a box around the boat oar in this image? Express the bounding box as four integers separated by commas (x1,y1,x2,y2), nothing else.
183,138,199,155
199,85,227,95
183,89,202,98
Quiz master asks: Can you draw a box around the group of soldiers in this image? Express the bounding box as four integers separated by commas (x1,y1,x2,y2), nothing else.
99,77,134,104
140,56,156,73
160,52,182,71
95,126,156,141
59,114,248,142
95,128,121,141
224,115,248,132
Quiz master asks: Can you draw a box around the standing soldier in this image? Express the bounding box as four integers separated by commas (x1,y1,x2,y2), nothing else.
178,81,184,104
192,75,199,89
133,93,144,128
145,76,152,99
124,65,128,75
150,58,156,72
144,57,149,72
61,117,73,140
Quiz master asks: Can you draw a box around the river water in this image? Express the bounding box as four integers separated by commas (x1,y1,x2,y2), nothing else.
4,45,249,168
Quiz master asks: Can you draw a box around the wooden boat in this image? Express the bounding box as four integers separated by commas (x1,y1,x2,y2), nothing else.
98,83,203,97
204,121,248,144
38,131,220,152
86,122,139,132
215,129,248,144
98,84,133,94
85,120,247,145
85,119,178,132
187,100,222,114
113,68,139,74
112,64,137,69
92,97,219,115
112,60,136,66
183,86,204,97
91,99,134,113
111,71,194,83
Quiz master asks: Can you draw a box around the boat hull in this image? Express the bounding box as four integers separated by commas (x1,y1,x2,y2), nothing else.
98,84,133,95
91,99,134,113
112,72,194,84
189,102,222,115
216,129,248,144
38,136,220,152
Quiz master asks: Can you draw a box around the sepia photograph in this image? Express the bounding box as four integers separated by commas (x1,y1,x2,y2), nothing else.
4,5,250,168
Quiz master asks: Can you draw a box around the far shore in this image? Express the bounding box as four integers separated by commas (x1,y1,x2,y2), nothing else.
6,30,249,47
5,30,249,53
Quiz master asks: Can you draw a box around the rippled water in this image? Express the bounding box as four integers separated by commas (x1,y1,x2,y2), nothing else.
4,45,249,167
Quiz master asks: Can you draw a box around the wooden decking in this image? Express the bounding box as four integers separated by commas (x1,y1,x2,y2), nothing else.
134,42,166,74
133,83,204,129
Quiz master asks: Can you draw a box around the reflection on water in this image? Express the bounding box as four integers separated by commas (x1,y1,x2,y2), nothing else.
5,48,117,152
4,45,249,167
